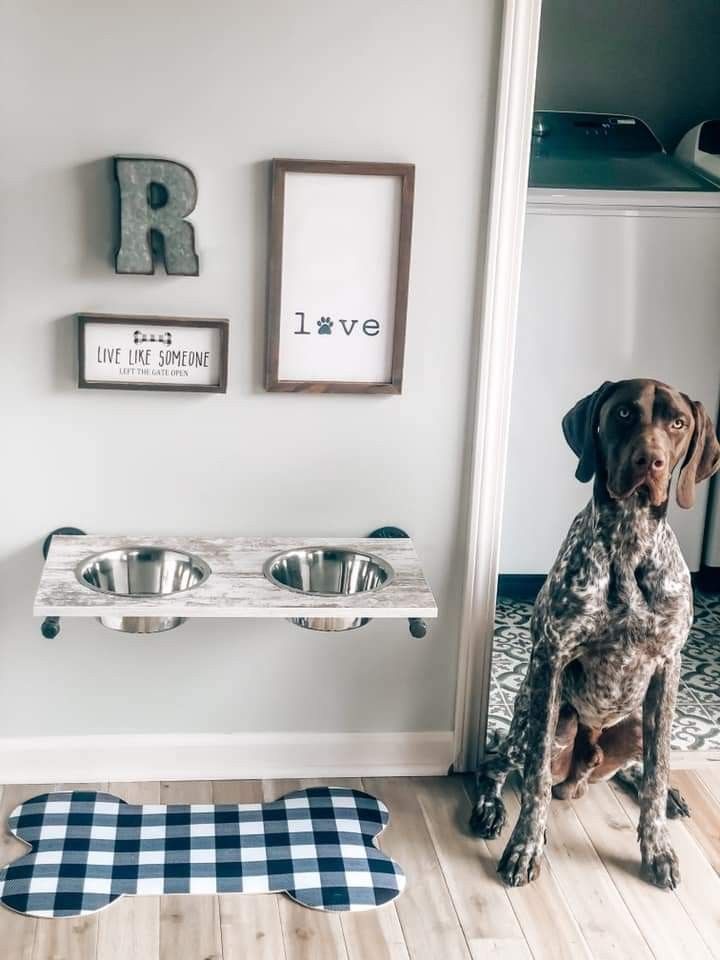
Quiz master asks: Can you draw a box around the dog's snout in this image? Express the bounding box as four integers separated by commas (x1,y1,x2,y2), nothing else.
630,428,669,475
632,449,666,473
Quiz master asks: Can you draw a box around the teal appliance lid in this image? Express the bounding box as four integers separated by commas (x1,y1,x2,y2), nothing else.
529,112,719,192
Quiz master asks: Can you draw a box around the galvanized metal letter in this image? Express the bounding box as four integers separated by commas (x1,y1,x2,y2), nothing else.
114,158,199,276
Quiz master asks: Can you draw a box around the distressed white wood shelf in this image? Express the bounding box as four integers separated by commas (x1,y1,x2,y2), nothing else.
34,536,437,620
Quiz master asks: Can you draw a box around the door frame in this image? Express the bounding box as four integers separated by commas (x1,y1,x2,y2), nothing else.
453,0,543,771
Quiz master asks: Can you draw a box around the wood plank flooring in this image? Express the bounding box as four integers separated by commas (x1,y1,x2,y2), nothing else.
1,772,719,959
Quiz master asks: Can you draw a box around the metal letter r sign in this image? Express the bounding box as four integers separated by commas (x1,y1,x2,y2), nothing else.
114,157,199,276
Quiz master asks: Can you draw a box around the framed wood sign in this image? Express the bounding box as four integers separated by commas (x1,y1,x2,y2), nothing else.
265,159,415,394
78,314,229,393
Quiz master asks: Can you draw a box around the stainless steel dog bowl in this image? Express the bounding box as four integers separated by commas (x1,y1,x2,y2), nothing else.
263,547,394,631
75,547,211,633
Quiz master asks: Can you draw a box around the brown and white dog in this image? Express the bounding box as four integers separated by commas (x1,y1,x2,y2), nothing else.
471,379,720,889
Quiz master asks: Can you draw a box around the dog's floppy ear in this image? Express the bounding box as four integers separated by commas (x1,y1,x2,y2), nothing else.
562,381,615,482
676,399,720,509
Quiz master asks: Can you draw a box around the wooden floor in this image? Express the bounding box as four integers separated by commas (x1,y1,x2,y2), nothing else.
2,772,720,959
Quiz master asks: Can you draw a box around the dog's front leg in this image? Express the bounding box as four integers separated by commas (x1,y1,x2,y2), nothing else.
497,645,561,886
639,654,681,889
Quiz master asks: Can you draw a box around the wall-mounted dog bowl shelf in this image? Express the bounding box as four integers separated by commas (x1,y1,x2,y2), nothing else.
34,535,437,636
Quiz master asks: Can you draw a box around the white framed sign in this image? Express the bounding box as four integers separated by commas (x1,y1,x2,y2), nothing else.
78,314,229,392
265,159,415,394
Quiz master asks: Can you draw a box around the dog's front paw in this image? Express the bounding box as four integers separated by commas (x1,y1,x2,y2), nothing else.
469,794,506,839
641,840,680,890
666,786,690,819
497,833,544,886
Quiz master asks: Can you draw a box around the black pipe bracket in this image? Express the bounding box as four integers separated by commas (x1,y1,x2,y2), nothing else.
368,527,427,639
40,527,86,638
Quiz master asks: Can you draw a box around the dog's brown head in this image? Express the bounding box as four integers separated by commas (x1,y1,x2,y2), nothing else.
563,379,720,508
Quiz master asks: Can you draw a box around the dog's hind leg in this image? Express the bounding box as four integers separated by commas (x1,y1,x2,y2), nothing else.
586,713,689,819
613,762,690,819
552,715,602,800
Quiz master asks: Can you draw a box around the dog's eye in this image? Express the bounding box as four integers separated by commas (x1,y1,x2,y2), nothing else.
672,417,686,430
616,406,632,420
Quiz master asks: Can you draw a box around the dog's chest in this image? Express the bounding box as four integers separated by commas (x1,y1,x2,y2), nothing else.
561,573,690,727
563,642,660,728
539,502,692,728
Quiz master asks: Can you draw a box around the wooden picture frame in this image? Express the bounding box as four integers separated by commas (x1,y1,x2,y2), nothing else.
78,314,229,393
265,159,415,394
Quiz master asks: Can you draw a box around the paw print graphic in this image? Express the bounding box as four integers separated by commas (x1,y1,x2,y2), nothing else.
317,317,333,335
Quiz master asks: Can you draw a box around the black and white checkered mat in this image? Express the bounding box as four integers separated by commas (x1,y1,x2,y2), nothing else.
0,787,405,918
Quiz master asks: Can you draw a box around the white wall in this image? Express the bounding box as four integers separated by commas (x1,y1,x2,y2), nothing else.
0,1,500,738
535,0,720,149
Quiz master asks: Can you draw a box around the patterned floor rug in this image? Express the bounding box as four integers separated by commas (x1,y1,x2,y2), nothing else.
0,787,405,918
491,590,720,752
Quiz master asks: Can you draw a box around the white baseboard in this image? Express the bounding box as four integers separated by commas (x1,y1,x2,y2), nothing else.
0,731,454,784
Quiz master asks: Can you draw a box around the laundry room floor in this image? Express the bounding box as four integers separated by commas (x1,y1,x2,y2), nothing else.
491,589,720,755
2,772,720,959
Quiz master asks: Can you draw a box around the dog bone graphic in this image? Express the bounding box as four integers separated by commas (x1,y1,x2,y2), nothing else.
0,787,405,918
133,330,173,345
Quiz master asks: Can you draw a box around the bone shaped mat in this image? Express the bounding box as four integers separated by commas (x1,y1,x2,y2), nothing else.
0,787,405,917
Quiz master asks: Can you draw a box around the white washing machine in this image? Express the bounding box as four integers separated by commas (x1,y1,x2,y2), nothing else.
705,475,720,574
501,112,720,575
675,119,720,575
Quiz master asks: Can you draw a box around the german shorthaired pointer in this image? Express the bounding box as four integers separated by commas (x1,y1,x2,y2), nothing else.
471,379,720,890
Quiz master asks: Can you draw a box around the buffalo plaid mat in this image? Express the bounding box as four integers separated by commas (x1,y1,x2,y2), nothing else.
0,786,405,918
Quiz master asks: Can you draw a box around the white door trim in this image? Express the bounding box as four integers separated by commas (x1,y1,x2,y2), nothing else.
453,0,542,771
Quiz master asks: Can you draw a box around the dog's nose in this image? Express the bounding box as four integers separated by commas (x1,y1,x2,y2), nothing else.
633,450,666,472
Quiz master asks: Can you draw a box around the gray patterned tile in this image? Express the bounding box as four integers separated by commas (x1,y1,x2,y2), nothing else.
681,615,720,702
489,679,508,711
493,627,532,657
486,676,513,746
486,710,511,745
491,653,526,696
693,591,720,627
494,594,531,620
671,711,720,752
677,681,711,708
683,623,714,643
702,699,720,727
